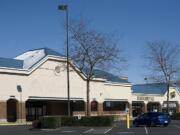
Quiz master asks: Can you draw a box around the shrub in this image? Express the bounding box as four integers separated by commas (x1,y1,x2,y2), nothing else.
61,116,79,126
34,115,114,129
80,116,114,126
62,116,114,126
40,116,61,129
172,113,180,120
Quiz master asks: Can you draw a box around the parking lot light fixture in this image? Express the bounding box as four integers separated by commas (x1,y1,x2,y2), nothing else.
58,4,71,117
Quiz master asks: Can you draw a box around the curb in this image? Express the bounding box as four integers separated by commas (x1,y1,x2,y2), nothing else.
0,123,31,126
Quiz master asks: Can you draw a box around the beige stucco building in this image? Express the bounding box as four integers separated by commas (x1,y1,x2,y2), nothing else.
0,48,132,123
132,84,180,117
0,48,180,123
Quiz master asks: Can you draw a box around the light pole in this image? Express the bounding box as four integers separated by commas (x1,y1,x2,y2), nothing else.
58,4,71,117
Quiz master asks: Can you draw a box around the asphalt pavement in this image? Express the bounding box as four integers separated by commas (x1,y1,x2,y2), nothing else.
0,121,180,135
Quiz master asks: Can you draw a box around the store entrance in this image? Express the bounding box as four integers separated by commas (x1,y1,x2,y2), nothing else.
132,101,144,117
26,100,47,121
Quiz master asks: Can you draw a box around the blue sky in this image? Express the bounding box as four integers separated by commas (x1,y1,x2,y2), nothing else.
0,0,180,84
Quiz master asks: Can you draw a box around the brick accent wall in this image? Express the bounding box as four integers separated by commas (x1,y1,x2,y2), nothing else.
16,102,26,120
176,103,180,112
0,101,7,121
159,103,162,112
128,103,132,116
143,103,147,112
98,103,103,115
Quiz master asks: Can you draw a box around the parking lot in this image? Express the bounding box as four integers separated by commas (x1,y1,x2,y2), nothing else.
0,121,180,135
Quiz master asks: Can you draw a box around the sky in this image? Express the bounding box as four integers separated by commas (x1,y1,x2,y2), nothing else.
0,0,180,84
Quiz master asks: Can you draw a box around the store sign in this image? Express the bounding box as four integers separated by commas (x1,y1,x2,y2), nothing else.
137,96,154,101
163,103,176,108
170,91,176,99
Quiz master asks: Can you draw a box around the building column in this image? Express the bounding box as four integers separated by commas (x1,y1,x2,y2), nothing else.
128,102,132,117
0,101,7,123
17,102,26,123
159,103,162,112
144,103,147,112
98,102,103,115
176,103,180,112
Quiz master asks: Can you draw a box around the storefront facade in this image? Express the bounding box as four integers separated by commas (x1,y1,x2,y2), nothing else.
0,48,180,123
0,48,131,123
132,83,180,117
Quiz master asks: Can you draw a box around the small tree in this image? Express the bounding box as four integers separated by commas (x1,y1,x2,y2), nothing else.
69,18,125,116
145,41,180,113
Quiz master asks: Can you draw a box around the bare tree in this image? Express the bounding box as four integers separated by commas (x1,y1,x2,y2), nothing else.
68,18,125,116
145,41,180,113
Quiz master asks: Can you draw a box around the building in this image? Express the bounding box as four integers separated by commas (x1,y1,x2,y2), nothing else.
132,83,180,117
0,48,131,123
0,48,180,123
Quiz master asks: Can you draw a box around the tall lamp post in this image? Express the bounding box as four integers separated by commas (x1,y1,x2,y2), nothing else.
58,4,71,117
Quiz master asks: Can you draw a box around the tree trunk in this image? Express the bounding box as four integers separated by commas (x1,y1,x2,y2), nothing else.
86,80,90,116
166,83,170,113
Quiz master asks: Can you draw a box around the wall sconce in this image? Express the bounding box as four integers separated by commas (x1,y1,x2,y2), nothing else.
17,85,22,93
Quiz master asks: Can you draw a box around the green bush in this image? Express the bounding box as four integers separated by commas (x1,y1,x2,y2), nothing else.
61,116,114,126
40,116,61,129
80,116,114,126
172,113,180,120
61,116,79,126
34,115,114,129
34,116,114,128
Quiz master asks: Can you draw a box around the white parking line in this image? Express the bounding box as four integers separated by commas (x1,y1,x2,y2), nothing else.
41,128,60,131
84,128,94,133
104,128,113,134
61,130,75,133
174,125,180,129
117,132,135,134
144,126,148,134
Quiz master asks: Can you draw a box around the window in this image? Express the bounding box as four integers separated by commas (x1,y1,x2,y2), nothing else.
91,101,98,111
26,101,47,121
103,101,127,111
72,101,85,111
147,103,160,112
